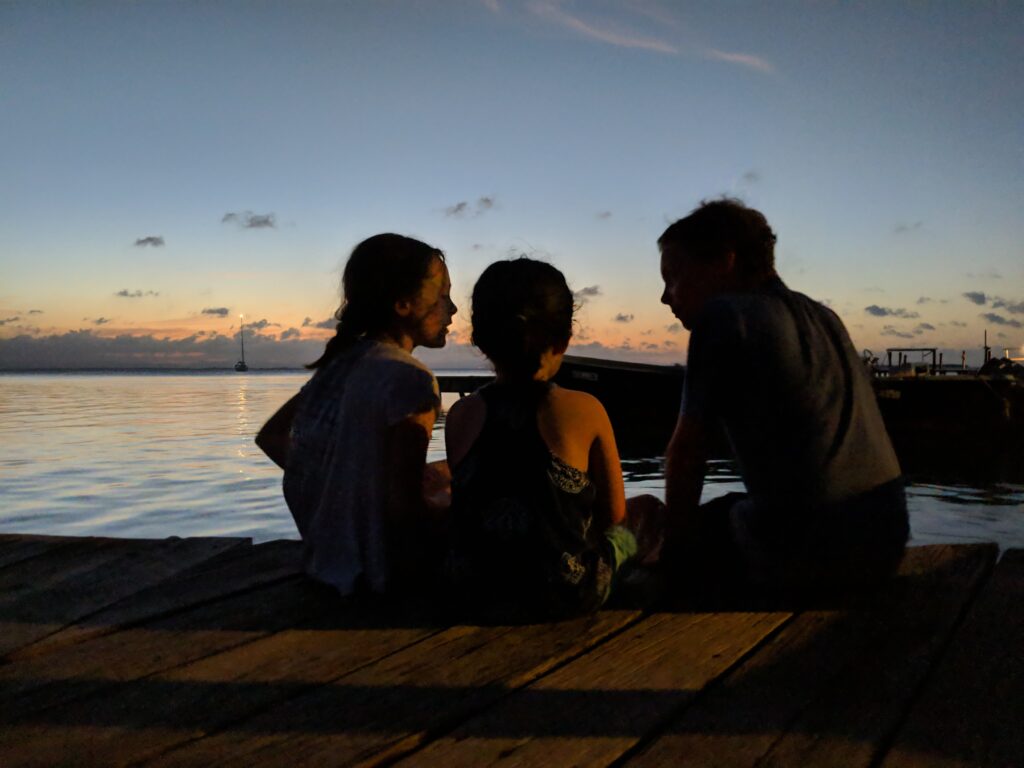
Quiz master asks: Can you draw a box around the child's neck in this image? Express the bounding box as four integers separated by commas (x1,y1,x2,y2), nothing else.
368,328,414,352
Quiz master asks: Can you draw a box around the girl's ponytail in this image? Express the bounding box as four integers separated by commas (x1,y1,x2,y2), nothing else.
306,304,365,370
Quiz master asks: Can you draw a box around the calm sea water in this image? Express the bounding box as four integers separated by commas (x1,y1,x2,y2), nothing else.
1,372,1022,550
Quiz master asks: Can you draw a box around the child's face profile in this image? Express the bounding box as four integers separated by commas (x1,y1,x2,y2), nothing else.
406,257,457,349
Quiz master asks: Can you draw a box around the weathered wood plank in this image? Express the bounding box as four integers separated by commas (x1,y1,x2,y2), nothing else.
392,611,789,767
880,549,1023,768
7,539,302,661
143,609,644,768
623,543,997,768
0,587,443,767
0,536,159,598
0,574,344,721
0,536,249,658
0,535,82,570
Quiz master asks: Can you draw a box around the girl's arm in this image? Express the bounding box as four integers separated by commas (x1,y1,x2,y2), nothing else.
584,397,627,528
255,392,301,470
444,393,486,469
382,407,440,581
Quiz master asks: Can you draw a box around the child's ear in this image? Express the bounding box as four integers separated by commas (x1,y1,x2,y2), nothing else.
394,299,413,318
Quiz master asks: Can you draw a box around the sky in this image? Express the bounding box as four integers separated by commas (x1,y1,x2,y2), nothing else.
1,0,1022,369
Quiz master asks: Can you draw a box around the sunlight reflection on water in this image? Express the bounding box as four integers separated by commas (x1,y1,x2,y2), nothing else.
1,373,1022,550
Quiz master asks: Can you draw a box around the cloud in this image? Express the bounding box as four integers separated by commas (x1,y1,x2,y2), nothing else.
893,221,923,235
302,316,336,330
221,211,276,229
28,309,43,315
962,291,987,305
991,297,1024,314
864,287,885,294
134,236,165,247
981,313,1023,328
666,323,682,333
201,307,230,317
916,297,933,305
90,317,111,326
880,325,915,339
115,289,159,298
613,313,635,323
864,305,919,319
530,1,679,55
741,170,760,184
703,48,774,73
915,323,936,332
950,321,968,327
245,318,281,332
596,210,612,220
566,339,681,365
482,0,500,12
527,1,773,75
0,329,335,370
0,316,21,326
444,197,496,218
573,285,601,303
279,327,301,340
966,270,1002,279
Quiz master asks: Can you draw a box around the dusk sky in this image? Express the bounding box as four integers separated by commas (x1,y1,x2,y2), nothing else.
1,1,1022,369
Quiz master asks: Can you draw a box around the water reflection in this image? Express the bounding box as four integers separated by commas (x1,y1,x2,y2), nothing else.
624,453,1024,551
235,376,251,471
0,372,1021,550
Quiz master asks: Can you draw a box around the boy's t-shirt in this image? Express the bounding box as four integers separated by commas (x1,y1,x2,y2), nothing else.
283,339,439,595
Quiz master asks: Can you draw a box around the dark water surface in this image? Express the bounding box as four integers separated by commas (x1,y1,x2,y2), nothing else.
1,372,1021,549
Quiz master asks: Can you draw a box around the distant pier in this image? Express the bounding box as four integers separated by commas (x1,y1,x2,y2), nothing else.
0,532,1019,766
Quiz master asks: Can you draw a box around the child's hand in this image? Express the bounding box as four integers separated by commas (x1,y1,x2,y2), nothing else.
422,459,452,511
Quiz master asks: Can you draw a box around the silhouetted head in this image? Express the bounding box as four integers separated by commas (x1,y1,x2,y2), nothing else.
471,257,574,380
308,233,453,369
658,198,777,329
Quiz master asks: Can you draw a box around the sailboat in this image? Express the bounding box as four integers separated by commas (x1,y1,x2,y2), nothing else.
234,315,249,372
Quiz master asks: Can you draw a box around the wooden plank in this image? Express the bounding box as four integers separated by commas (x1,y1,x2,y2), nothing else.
0,536,249,658
142,609,644,768
0,536,158,598
392,610,789,767
623,543,997,768
7,539,302,661
0,586,444,767
0,535,82,570
880,549,1023,768
0,574,343,720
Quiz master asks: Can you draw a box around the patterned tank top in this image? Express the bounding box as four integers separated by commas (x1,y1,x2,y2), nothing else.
444,381,614,618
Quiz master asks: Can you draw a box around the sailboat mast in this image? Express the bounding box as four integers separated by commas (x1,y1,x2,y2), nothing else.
240,317,246,363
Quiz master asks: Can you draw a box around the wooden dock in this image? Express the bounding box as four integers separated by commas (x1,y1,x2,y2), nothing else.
0,533,1019,767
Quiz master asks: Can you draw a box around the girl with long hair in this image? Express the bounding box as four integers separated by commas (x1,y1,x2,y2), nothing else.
257,233,456,595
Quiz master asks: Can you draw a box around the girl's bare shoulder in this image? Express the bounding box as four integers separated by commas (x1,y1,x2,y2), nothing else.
446,392,486,428
546,385,608,423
